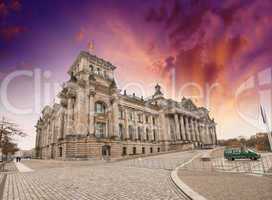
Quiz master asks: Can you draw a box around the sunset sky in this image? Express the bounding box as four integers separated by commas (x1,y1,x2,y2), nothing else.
1,0,272,150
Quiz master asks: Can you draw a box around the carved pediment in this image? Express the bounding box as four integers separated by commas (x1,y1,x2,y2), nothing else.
42,106,53,118
181,98,197,111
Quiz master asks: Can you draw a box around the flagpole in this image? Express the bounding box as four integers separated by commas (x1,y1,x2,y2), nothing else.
264,123,272,151
260,105,272,151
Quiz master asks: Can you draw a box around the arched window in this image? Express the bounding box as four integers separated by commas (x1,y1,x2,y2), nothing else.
152,117,156,125
59,147,62,157
95,102,106,114
133,147,137,155
146,128,149,141
142,147,145,154
129,125,134,140
97,68,101,75
119,124,124,139
137,127,141,140
95,122,106,138
153,130,157,141
145,115,149,123
122,147,127,156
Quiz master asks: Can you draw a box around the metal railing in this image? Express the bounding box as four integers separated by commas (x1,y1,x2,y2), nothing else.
181,155,272,175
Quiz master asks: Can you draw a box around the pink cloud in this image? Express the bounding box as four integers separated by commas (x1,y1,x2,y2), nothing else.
10,0,21,11
0,1,8,18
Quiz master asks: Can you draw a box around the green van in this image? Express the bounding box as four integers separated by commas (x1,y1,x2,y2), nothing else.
224,148,261,161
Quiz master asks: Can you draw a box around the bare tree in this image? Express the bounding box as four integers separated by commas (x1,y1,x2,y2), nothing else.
0,117,26,159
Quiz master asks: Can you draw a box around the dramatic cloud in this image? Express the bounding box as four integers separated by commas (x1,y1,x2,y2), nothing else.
0,0,21,18
0,0,8,18
10,0,21,11
0,26,26,41
145,0,272,88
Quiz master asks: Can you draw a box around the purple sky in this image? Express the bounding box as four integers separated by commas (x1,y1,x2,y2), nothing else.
1,0,272,149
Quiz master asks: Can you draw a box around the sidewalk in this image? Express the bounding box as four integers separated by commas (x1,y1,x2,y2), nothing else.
14,161,33,173
178,169,272,200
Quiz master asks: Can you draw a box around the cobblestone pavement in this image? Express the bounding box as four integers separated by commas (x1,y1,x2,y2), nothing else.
113,150,197,170
21,159,107,170
2,162,18,173
1,151,199,200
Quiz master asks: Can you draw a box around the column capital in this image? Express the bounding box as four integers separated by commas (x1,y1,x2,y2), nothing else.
88,90,96,97
67,88,76,98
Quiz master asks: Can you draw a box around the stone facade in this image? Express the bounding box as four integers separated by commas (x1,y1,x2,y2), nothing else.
35,51,217,160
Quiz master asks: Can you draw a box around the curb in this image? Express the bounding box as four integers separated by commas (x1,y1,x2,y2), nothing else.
171,153,207,200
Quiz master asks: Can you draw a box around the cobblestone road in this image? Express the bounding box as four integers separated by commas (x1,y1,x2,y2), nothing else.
1,151,199,200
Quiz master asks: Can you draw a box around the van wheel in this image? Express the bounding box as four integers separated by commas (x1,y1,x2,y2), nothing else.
231,158,235,161
254,157,257,161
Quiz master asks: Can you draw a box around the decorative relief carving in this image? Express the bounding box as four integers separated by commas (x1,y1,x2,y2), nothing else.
181,98,197,111
67,88,76,98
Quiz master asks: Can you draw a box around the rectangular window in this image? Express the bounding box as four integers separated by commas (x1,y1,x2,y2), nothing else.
153,130,156,141
122,147,127,156
95,103,105,114
95,122,106,138
129,112,133,121
153,117,156,125
59,147,62,157
133,147,137,155
119,109,124,119
146,115,149,123
138,113,143,123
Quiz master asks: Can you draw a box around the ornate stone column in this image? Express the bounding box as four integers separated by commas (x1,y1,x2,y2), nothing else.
51,118,55,144
42,126,46,147
189,117,194,141
75,83,89,135
47,122,50,146
59,109,65,139
210,126,215,144
174,114,181,140
192,119,197,142
200,123,205,144
88,90,95,136
195,120,200,142
112,95,120,138
159,112,167,141
166,116,172,141
185,116,191,141
180,115,186,141
205,124,210,144
124,109,129,139
191,118,196,141
66,95,75,135
213,126,217,145
150,115,154,141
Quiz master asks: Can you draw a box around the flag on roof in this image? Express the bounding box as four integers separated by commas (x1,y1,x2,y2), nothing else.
88,40,94,52
260,105,267,124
